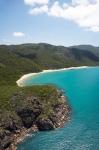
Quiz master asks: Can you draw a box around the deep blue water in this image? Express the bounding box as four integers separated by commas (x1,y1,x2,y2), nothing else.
18,67,99,150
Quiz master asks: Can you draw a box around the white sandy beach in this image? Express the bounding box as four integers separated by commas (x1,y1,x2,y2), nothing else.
16,66,89,87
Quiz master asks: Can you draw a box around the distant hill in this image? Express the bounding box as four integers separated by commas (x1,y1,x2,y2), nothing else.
70,45,99,55
0,43,99,85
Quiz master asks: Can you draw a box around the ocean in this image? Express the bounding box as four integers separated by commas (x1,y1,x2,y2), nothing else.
18,67,99,150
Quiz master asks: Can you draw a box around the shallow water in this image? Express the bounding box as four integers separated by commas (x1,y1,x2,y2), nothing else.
18,67,99,150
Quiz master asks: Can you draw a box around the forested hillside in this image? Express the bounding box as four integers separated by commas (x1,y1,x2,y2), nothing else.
0,43,99,86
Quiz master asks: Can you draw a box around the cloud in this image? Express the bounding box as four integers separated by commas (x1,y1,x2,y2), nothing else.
29,5,48,15
25,0,99,32
24,0,49,6
48,0,99,32
72,0,96,5
13,32,25,37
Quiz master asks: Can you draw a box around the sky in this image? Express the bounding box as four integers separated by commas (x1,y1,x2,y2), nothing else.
0,0,99,46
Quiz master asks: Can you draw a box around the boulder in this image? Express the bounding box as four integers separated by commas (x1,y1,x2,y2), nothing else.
36,118,54,131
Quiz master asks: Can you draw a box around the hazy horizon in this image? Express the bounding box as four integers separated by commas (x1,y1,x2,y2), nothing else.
0,42,99,48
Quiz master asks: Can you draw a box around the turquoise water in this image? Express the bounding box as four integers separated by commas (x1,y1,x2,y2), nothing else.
18,67,99,150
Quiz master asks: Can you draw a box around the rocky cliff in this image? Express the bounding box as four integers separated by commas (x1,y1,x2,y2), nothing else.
0,85,70,150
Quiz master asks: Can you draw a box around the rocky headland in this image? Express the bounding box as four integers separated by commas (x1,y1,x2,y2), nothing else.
0,85,71,150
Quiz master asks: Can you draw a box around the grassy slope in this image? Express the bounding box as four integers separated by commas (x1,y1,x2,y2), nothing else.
0,84,59,119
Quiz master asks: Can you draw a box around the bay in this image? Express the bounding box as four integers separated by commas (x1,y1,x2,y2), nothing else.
18,67,99,150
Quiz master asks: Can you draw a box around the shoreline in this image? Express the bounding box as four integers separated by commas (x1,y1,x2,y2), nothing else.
16,66,89,87
8,125,38,150
15,66,88,149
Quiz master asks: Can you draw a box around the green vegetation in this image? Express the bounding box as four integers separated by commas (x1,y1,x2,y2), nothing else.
10,85,59,118
0,84,59,116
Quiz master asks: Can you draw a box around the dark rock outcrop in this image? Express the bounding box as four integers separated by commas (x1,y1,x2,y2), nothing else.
17,108,36,128
0,87,71,150
1,136,12,150
36,118,54,131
